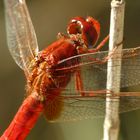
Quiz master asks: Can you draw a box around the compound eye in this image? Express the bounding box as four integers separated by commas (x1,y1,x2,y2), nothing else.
67,16,100,47
86,16,100,39
67,21,82,35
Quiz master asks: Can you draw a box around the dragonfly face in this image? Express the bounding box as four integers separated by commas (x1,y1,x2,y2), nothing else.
67,16,100,47
4,0,140,122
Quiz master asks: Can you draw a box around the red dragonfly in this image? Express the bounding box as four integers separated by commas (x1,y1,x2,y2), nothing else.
1,0,140,139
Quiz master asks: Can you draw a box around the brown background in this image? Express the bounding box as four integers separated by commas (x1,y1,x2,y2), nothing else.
0,0,140,140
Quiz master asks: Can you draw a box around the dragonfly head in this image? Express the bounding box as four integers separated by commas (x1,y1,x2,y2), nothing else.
67,16,100,48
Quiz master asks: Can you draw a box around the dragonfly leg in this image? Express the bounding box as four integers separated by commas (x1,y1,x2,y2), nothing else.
87,35,123,66
75,69,85,96
85,40,123,66
101,39,124,63
88,35,109,53
74,69,111,97
74,72,114,97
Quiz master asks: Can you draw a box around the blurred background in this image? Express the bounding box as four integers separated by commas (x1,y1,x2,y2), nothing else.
0,0,140,140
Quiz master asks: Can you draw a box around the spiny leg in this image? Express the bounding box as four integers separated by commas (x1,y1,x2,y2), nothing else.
75,69,85,96
88,35,109,53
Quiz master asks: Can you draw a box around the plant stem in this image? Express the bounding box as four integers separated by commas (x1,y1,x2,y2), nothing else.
103,0,125,140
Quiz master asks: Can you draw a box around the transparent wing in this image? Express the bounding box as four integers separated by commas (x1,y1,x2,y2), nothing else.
56,46,140,89
4,0,39,74
52,93,140,122
46,46,140,122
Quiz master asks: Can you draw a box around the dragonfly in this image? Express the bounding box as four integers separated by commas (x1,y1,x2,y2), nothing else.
1,0,140,139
